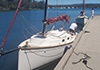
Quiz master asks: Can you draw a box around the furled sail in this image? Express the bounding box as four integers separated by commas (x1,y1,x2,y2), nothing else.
42,14,69,25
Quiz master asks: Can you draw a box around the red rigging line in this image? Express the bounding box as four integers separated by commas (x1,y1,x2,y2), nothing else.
1,0,23,50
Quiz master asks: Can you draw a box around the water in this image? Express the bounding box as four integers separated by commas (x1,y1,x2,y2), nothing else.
0,8,100,70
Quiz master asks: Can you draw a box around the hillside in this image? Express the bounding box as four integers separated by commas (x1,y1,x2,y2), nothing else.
49,3,100,8
0,0,45,11
0,0,100,11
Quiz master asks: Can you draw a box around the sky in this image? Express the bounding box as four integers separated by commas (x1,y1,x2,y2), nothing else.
36,0,100,5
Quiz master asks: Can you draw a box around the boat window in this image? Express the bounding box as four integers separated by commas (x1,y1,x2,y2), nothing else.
67,37,69,40
62,39,65,42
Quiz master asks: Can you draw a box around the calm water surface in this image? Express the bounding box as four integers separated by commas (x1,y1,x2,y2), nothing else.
0,8,100,70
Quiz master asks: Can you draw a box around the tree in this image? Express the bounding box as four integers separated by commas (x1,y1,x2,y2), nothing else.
0,0,45,11
38,1,45,9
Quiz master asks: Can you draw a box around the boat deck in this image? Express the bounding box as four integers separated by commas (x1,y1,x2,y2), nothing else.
54,15,100,70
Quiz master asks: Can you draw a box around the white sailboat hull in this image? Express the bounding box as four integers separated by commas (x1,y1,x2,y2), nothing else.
18,30,77,70
18,45,70,70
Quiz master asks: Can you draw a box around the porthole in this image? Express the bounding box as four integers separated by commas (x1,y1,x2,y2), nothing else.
67,37,69,40
62,39,65,42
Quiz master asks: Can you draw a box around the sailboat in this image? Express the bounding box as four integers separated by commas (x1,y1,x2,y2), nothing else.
0,0,78,70
76,0,88,25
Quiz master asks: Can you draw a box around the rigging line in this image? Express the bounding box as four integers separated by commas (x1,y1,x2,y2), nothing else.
18,14,27,39
18,15,30,39
20,25,28,39
18,14,34,35
18,17,28,39
21,20,37,34
18,12,39,33
18,12,40,32
0,0,23,50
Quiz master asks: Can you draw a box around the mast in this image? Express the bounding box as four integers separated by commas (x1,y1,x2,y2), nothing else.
42,0,48,36
1,0,23,50
83,0,85,12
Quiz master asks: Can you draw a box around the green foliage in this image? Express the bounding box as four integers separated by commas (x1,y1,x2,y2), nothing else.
0,0,45,11
49,4,100,9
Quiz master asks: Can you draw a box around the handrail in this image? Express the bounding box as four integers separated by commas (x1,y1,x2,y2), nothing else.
20,41,74,50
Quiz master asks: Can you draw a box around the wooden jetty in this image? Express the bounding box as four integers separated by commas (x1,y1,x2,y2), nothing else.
54,15,100,70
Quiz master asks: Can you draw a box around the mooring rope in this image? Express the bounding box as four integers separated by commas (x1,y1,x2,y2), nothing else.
72,52,93,70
